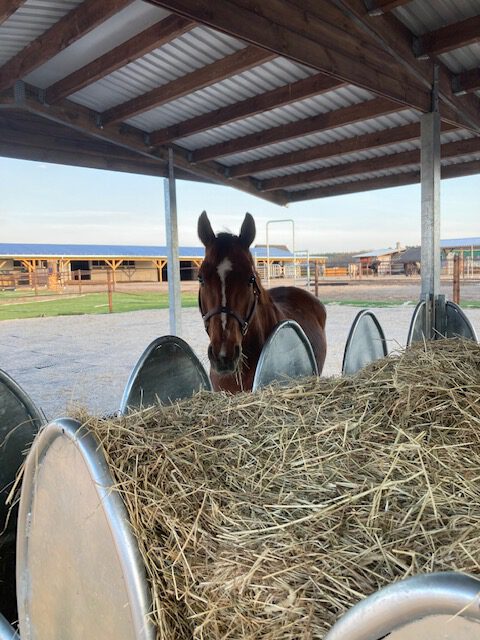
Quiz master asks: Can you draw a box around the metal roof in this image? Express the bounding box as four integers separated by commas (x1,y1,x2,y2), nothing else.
353,248,402,258
0,243,292,259
1,0,480,203
440,237,480,248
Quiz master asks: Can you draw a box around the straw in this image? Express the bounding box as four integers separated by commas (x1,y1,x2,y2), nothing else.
82,338,480,639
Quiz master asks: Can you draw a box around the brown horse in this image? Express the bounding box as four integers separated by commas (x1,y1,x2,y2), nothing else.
197,211,327,392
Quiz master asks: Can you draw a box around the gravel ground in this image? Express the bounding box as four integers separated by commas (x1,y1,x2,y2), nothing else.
1,302,479,420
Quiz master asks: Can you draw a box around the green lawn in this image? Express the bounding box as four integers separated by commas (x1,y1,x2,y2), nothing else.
0,291,198,321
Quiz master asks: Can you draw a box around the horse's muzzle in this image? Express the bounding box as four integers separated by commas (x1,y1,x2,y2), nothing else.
208,344,241,375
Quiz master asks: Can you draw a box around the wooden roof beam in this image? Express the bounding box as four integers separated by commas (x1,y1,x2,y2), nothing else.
453,68,480,96
227,121,457,178
0,0,134,93
191,97,402,163
14,85,288,206
363,1,412,16
102,46,275,125
413,16,480,59
335,0,480,132
149,73,346,146
46,14,195,103
149,0,432,112
0,0,27,26
260,136,480,190
287,159,480,201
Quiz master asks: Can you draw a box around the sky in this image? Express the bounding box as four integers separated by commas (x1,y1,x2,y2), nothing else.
1,157,479,254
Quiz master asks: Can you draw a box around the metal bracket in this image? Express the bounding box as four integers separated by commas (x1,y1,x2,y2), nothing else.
431,64,439,113
363,0,383,16
94,113,104,130
13,80,26,105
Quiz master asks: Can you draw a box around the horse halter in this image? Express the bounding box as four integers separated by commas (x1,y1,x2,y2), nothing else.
198,274,260,336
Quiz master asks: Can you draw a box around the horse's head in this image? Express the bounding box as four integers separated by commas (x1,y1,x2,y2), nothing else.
198,211,260,376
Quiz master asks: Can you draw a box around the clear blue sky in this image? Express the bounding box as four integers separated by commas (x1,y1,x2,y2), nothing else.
1,157,478,253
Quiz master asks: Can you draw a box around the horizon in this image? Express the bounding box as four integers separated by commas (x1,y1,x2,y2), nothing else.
1,157,479,253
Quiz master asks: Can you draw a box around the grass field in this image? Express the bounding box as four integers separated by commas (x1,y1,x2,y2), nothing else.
1,289,479,321
0,291,198,321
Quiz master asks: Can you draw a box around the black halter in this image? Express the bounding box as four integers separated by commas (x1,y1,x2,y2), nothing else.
198,275,260,336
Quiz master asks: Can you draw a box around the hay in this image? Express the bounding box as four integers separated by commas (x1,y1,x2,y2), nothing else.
84,338,480,639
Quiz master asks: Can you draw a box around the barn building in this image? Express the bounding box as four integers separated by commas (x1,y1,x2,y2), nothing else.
0,242,293,288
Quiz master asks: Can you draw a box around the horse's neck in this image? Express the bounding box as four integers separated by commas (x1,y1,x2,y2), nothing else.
243,290,283,363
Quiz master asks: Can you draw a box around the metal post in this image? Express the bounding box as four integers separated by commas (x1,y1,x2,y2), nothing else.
164,148,182,336
453,254,460,304
266,219,295,287
420,67,441,338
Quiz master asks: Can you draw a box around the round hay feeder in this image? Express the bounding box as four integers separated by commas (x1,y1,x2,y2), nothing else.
0,369,45,623
120,335,211,413
16,418,154,640
0,613,17,639
407,299,477,345
252,319,317,390
342,309,387,375
325,572,480,640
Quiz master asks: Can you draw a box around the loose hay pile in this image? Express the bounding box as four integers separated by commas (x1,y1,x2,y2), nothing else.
85,338,480,639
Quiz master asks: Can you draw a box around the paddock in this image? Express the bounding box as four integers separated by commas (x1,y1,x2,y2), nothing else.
2,0,480,638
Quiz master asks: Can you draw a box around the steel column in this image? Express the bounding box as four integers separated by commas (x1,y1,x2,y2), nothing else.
164,148,182,336
420,69,441,338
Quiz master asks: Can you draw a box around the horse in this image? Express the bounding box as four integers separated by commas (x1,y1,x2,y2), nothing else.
197,211,327,392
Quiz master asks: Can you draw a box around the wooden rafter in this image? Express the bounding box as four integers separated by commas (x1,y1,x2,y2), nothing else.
0,0,134,93
260,136,480,190
363,0,412,16
150,73,345,146
192,97,401,163
102,46,276,125
335,0,480,132
11,85,288,205
287,159,480,201
46,15,195,103
414,16,480,59
227,121,457,178
148,0,438,118
453,68,480,96
0,0,26,26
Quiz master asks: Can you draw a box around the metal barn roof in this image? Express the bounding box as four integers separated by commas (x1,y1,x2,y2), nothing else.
0,243,292,259
1,0,480,203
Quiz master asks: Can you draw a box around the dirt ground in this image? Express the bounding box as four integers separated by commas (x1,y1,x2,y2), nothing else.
1,279,479,419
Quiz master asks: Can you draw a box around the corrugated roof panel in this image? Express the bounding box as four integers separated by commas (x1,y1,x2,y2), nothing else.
253,141,422,180
0,0,81,66
285,164,420,191
127,57,318,131
175,85,374,149
438,43,480,74
24,2,169,88
217,109,419,167
394,0,480,35
442,151,480,165
441,237,480,248
253,129,477,179
71,25,246,112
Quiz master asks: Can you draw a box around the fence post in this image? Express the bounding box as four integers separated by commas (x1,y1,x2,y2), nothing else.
78,270,82,295
453,254,460,305
107,269,113,313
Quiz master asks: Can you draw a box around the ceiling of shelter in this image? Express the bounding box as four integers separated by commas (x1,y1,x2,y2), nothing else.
1,0,480,204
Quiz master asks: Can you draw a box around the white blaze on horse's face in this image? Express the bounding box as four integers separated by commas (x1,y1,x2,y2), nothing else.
216,257,232,331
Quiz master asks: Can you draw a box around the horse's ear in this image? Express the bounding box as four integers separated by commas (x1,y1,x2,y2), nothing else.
239,212,256,248
198,211,215,247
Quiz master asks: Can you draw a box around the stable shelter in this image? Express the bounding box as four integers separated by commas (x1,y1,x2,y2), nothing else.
1,0,480,336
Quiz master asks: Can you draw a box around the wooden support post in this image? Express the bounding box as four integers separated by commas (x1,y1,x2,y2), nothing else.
107,269,113,313
453,254,460,304
78,270,82,294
